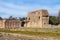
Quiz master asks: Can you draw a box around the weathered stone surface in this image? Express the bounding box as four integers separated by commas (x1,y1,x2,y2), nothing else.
26,9,49,28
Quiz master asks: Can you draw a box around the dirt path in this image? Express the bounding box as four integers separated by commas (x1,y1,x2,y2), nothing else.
0,32,60,40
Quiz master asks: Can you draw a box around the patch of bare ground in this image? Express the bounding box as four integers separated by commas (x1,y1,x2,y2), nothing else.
0,33,60,40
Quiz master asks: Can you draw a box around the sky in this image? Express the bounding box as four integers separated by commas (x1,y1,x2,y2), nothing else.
0,0,60,18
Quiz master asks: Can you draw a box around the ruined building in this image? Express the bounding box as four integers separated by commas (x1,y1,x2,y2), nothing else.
0,17,5,28
0,9,49,28
5,16,21,29
25,9,49,28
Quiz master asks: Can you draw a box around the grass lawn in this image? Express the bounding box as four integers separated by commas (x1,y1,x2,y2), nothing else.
0,28,60,37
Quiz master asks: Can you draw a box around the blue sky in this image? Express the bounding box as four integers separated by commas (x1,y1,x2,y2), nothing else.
0,0,60,18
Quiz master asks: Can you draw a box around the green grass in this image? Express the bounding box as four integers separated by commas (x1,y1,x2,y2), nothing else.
0,28,60,37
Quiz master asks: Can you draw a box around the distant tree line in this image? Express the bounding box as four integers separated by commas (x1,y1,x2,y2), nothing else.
0,16,59,25
20,17,27,21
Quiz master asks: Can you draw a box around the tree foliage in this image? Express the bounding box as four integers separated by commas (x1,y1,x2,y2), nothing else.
20,17,27,21
49,16,58,25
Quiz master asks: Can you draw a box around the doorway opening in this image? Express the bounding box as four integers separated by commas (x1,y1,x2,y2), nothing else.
21,21,25,27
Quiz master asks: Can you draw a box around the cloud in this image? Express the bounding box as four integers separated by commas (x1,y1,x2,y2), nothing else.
0,2,29,10
0,0,60,18
0,6,28,17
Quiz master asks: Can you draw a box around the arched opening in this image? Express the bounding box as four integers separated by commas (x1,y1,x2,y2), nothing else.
29,18,30,20
21,21,25,27
39,16,40,19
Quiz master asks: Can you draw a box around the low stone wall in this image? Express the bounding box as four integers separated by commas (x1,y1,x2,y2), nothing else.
43,24,60,28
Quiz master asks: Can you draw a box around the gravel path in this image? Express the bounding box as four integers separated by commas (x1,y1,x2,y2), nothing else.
0,33,60,40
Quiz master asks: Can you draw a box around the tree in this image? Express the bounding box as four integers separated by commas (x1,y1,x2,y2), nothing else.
0,17,3,20
20,17,27,21
49,16,58,25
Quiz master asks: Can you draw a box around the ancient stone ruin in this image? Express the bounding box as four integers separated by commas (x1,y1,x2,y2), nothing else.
0,9,60,29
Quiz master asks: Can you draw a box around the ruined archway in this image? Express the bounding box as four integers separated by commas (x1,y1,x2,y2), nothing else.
21,21,25,27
